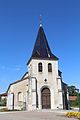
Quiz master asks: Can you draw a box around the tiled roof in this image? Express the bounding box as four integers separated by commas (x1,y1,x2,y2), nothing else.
0,93,7,96
69,96,77,101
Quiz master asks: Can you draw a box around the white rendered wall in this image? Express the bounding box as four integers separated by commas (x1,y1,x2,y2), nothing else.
57,77,63,109
7,78,28,110
7,93,14,110
28,59,62,110
31,77,36,110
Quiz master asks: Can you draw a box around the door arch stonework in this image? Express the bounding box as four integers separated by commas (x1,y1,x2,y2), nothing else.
41,87,51,109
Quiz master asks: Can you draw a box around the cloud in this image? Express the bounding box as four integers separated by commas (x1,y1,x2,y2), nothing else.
0,65,23,71
0,79,7,83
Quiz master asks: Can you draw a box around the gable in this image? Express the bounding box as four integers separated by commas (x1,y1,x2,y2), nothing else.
7,72,29,93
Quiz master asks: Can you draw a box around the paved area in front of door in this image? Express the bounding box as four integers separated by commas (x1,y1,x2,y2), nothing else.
0,110,77,120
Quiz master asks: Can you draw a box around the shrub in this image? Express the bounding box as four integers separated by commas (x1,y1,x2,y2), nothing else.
0,108,20,112
66,112,80,119
0,108,8,112
0,98,6,106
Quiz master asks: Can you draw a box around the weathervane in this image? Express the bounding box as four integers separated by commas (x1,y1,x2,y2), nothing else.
40,14,42,27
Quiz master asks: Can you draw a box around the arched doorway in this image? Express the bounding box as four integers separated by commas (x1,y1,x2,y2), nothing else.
41,87,51,109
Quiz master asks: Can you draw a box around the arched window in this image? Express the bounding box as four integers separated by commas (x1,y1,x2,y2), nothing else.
38,62,42,72
18,92,23,102
48,63,52,72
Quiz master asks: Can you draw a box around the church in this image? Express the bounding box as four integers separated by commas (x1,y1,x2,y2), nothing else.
7,22,69,111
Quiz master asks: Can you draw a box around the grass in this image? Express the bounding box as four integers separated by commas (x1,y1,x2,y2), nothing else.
0,108,20,112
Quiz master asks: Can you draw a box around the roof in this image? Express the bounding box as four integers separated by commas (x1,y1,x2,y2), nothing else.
69,96,77,101
7,72,28,92
58,70,62,77
27,26,58,64
0,93,7,97
62,82,68,92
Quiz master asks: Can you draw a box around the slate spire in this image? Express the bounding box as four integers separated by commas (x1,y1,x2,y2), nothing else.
27,24,58,64
32,25,58,58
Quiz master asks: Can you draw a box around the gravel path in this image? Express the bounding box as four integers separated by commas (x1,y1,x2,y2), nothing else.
0,111,77,120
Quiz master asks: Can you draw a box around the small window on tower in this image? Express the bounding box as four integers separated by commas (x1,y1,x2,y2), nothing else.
48,63,52,72
38,62,42,72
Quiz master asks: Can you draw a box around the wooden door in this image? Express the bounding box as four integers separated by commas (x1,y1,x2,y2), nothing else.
41,88,51,109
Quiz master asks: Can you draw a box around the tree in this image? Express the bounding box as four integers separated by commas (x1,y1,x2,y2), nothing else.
68,85,80,107
78,93,80,111
0,97,6,106
0,96,1,101
68,85,78,96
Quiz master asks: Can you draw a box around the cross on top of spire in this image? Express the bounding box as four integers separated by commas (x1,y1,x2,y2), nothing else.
40,15,42,27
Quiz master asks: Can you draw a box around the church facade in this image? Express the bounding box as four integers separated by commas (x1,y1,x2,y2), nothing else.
7,23,69,111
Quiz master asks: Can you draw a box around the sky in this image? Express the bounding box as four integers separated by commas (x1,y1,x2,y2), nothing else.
0,0,80,93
